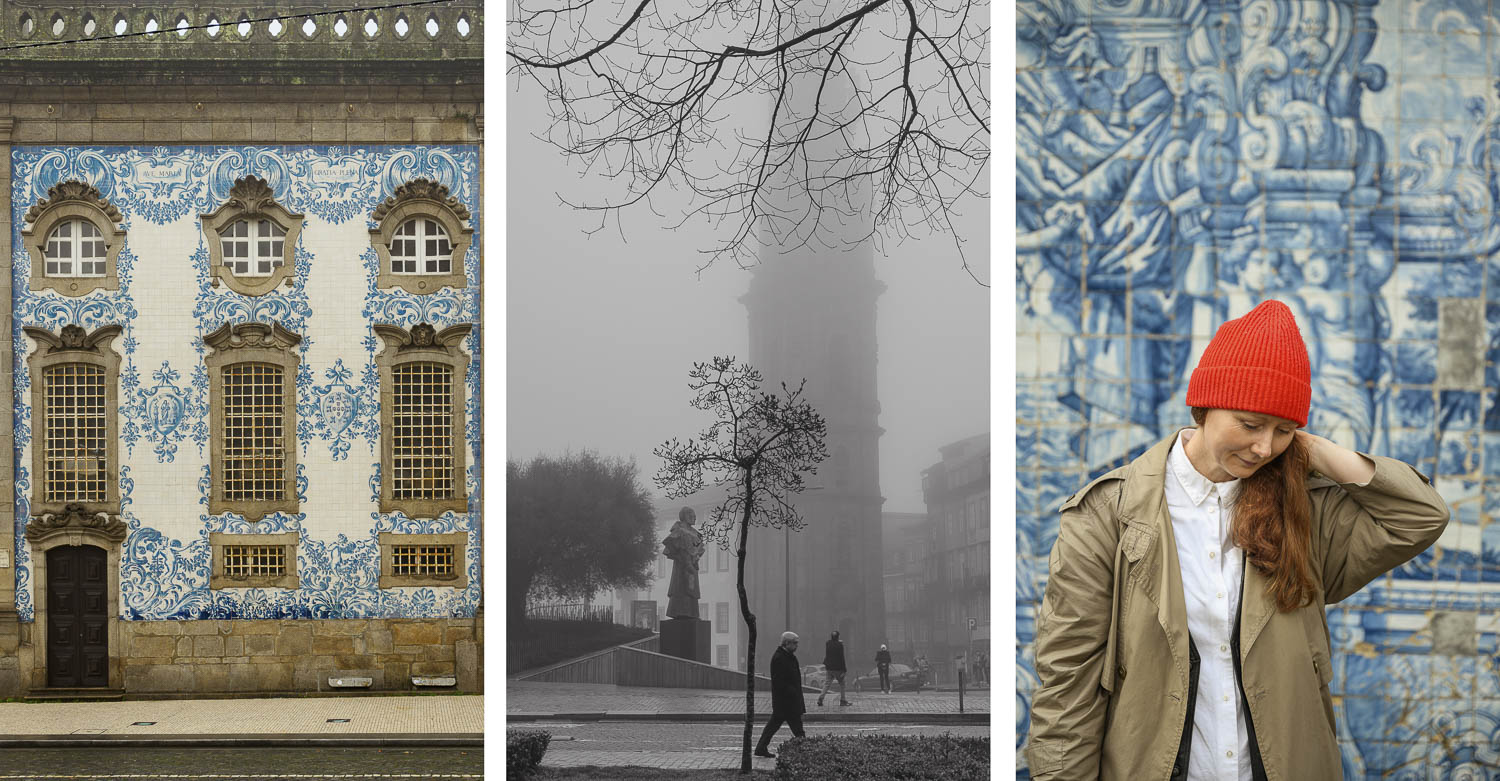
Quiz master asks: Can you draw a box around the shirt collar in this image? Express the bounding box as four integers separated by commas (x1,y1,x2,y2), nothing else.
1169,428,1240,506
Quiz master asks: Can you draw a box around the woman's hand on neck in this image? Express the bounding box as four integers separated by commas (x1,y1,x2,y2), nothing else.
1295,429,1375,485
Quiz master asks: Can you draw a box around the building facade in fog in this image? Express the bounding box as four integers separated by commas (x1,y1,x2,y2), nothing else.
740,241,887,667
919,434,989,682
880,511,927,663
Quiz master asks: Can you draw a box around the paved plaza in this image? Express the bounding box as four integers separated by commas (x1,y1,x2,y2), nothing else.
506,680,990,722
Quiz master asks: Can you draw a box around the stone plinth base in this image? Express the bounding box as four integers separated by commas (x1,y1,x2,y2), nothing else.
659,617,711,664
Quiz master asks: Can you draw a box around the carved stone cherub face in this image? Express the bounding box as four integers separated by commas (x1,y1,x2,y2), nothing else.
678,507,696,526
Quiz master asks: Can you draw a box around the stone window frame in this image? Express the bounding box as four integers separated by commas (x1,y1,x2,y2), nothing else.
208,531,299,589
201,176,304,297
21,181,126,297
23,325,123,517
204,322,301,521
378,532,469,589
373,322,471,518
370,179,473,295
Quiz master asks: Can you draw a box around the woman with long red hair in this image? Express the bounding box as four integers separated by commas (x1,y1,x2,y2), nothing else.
1024,300,1449,780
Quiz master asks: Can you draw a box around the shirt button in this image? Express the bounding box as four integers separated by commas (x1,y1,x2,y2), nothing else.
1209,552,1216,559
1220,644,1228,652
1227,751,1234,758
1217,592,1224,599
1223,695,1230,702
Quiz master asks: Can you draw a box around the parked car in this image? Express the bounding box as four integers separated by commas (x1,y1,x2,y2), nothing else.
800,664,826,688
852,663,927,692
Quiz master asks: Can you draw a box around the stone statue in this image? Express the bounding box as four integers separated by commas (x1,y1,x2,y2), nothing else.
662,506,705,619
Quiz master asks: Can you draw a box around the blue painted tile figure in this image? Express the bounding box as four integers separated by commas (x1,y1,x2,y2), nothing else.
1023,301,1448,779
1015,2,1500,776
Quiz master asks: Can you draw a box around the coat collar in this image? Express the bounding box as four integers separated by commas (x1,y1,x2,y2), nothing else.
1120,430,1277,673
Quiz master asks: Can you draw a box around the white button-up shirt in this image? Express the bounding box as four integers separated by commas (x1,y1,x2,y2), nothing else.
1165,429,1251,781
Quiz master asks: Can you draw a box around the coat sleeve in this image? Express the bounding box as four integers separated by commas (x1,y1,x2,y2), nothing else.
1316,454,1450,604
1024,480,1122,780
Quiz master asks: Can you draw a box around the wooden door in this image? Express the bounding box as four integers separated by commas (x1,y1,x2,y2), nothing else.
47,545,109,688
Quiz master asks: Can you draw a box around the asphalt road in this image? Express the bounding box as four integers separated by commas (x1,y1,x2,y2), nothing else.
536,720,991,753
0,747,482,779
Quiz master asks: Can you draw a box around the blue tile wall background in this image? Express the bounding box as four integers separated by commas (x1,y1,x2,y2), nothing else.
1017,1,1500,777
10,144,481,623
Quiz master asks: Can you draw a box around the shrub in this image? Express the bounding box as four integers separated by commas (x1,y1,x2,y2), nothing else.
507,728,552,780
775,734,989,780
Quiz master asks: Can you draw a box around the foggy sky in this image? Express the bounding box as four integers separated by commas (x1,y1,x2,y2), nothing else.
505,82,990,514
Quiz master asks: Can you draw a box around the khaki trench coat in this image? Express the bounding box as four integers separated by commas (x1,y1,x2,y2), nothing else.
1025,432,1449,781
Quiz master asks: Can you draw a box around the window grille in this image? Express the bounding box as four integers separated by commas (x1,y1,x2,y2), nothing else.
43,363,107,502
220,219,286,276
222,363,284,501
222,544,287,577
390,218,452,274
43,220,107,277
390,544,455,577
391,362,454,499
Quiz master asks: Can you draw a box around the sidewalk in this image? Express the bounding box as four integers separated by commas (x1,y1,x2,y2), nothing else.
506,681,989,724
0,694,482,747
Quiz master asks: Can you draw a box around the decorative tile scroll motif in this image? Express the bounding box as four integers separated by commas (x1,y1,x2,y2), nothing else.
10,144,481,624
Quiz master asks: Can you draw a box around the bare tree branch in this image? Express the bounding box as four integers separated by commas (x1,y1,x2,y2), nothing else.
509,0,990,280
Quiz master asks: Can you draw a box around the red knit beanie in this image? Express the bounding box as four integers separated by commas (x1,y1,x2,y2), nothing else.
1185,299,1311,427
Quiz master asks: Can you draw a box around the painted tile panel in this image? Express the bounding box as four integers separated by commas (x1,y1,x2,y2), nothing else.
1018,0,1500,776
11,144,482,623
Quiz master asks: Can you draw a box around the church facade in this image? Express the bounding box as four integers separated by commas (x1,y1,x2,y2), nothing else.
0,2,482,697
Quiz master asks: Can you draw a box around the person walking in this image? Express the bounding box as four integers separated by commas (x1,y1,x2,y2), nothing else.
817,630,850,706
754,631,806,759
1024,300,1450,780
875,644,893,693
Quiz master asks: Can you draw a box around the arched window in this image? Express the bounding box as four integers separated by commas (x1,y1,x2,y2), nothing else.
373,322,471,517
370,179,472,294
24,324,123,515
204,322,301,520
201,176,303,296
22,181,125,296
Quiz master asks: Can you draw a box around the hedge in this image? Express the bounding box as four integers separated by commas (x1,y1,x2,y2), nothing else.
507,728,552,780
775,734,989,780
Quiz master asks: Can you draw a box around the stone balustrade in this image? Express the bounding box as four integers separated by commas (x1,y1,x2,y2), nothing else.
2,2,481,60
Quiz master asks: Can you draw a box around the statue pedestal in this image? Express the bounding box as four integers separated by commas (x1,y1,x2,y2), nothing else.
659,618,712,664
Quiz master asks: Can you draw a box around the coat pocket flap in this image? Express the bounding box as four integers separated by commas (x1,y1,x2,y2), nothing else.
1119,520,1156,563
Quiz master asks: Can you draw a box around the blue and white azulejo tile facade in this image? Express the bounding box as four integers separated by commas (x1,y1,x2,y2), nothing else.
10,144,481,624
1018,1,1500,777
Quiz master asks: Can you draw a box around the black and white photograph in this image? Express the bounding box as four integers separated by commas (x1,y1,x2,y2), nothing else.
505,0,992,776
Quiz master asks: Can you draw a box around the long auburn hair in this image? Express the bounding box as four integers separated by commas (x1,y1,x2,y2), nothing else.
1190,407,1315,612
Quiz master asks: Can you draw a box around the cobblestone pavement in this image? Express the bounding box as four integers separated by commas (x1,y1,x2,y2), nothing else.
506,681,989,716
529,721,991,770
0,747,482,779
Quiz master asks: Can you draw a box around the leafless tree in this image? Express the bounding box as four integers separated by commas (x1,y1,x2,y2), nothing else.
654,356,829,774
508,0,990,282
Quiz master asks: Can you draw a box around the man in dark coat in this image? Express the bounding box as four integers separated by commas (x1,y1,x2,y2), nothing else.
817,629,850,706
754,631,806,758
875,644,893,693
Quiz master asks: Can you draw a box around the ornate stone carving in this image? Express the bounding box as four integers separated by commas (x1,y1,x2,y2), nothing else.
372,178,470,222
23,324,123,355
224,176,278,215
373,322,471,355
26,503,127,544
24,180,122,226
203,321,303,353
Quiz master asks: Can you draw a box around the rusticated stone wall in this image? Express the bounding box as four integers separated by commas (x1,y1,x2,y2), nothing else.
17,616,483,694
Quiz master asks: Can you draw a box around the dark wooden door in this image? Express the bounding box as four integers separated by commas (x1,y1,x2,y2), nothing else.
47,546,109,688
